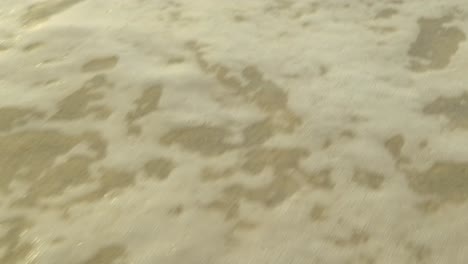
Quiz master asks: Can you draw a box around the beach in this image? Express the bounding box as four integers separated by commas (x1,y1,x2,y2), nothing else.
1,0,468,263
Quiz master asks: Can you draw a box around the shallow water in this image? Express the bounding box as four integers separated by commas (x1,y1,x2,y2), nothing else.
1,0,468,263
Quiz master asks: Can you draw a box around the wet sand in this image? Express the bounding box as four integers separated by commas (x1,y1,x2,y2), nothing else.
1,0,468,263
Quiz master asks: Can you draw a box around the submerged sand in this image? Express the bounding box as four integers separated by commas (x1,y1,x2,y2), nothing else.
1,0,468,263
